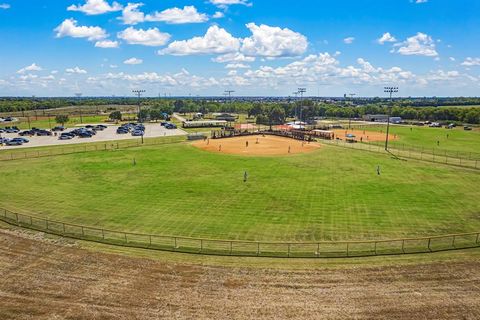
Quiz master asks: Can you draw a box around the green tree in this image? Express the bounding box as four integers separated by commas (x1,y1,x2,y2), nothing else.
55,114,69,127
109,111,122,122
138,109,150,123
149,109,162,122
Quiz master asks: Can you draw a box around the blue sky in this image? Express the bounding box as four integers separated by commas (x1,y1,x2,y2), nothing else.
0,0,479,97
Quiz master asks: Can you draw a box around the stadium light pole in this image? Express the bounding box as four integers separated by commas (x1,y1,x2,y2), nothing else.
384,86,398,151
298,88,306,123
132,89,146,121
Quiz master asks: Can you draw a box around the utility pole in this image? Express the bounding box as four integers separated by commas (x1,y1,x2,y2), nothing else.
75,92,83,124
384,86,398,151
132,89,146,122
224,90,235,104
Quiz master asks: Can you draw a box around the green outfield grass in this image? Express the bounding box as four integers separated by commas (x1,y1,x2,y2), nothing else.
360,124,480,156
1,141,479,242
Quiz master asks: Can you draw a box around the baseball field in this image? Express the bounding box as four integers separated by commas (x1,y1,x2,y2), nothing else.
1,131,479,243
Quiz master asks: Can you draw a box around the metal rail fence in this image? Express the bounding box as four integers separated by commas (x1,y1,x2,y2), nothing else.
0,135,187,162
324,139,479,170
1,208,479,258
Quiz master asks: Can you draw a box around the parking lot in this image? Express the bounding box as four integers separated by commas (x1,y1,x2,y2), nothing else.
0,123,187,149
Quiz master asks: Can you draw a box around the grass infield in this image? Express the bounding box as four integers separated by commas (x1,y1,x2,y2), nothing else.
1,139,479,242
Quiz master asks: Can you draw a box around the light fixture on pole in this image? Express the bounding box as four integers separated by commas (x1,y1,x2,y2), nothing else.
384,86,398,151
132,89,146,119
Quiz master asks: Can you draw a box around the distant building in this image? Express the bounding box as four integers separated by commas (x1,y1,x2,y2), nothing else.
363,114,389,122
363,114,402,123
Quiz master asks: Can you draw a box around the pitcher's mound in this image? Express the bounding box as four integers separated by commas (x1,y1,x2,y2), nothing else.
193,135,320,156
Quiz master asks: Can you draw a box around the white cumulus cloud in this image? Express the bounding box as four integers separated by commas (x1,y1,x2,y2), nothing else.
95,40,119,48
343,37,355,44
67,0,122,15
159,25,240,55
54,18,107,41
66,66,87,74
209,0,251,8
395,32,438,57
124,57,143,65
461,57,480,66
118,27,171,46
241,23,308,58
377,32,397,44
145,6,208,24
213,53,256,63
119,2,145,25
17,63,43,74
0,3,10,9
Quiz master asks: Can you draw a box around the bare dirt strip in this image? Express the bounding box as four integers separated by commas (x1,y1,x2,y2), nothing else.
332,129,398,142
193,135,320,156
0,229,479,320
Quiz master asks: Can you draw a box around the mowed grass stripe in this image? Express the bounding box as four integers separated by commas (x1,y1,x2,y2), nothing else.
1,142,479,241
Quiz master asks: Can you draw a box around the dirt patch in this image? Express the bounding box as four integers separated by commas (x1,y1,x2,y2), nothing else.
0,229,479,319
332,129,398,142
193,135,320,156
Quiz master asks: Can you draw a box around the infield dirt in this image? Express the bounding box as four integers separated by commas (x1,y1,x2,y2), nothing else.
193,135,320,156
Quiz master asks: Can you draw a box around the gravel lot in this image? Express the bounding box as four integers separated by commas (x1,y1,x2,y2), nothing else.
0,123,187,149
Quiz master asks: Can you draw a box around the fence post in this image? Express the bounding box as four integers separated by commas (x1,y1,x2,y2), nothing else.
452,235,456,248
427,238,432,252
81,226,84,236
102,229,105,240
29,215,32,226
45,219,49,230
402,239,405,253
149,235,152,247
316,243,320,257
230,241,233,255
257,242,260,256
287,243,291,257
200,239,203,252
346,243,349,257
374,242,377,255
124,232,127,244
174,237,177,250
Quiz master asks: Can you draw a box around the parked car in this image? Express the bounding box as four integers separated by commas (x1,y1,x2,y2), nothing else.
0,137,10,144
5,127,19,133
59,134,74,140
165,123,177,130
13,137,29,143
464,126,473,131
131,130,144,136
429,122,441,128
6,139,23,146
36,130,52,136
52,126,65,132
19,130,34,136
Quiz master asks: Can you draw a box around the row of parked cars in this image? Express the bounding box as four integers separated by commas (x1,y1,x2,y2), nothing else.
59,125,107,140
0,126,20,133
117,123,145,136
